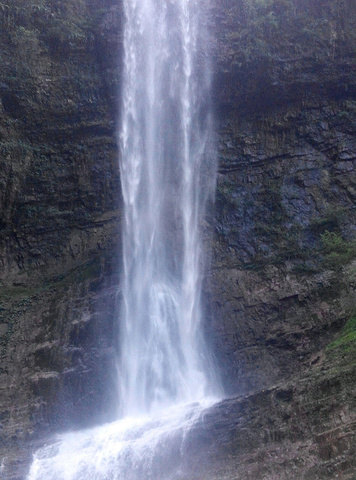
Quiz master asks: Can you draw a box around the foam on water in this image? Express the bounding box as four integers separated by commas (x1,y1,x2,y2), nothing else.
27,398,216,480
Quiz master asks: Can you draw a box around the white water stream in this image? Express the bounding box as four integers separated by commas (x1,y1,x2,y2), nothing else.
119,0,217,416
27,1,218,478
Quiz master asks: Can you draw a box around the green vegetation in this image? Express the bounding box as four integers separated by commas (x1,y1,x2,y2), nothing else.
219,0,356,72
0,0,111,119
0,286,36,299
310,207,347,235
74,257,102,283
0,0,107,52
327,315,356,355
50,256,104,289
321,231,356,268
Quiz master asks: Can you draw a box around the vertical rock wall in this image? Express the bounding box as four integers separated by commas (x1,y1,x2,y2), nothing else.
206,0,356,396
0,1,123,475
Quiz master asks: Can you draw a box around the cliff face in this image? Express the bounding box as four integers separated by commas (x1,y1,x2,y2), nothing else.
201,1,356,477
207,0,356,395
0,1,122,474
0,0,355,479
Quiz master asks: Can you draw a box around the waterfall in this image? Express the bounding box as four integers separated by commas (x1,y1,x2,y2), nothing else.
119,0,216,416
27,1,218,478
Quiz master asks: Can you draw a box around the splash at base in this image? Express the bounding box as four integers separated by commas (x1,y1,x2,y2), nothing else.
27,398,217,480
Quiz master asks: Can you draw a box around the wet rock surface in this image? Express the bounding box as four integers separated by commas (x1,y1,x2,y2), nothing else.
183,349,356,480
207,103,356,395
0,0,122,475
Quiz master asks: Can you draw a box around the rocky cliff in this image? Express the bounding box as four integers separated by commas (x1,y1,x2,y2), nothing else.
208,0,356,396
203,1,356,477
0,1,122,475
0,0,355,478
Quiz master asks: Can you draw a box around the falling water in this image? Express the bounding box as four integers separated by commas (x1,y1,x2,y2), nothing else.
119,0,216,415
27,1,218,478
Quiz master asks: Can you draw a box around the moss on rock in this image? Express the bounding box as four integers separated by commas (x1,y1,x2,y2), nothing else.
327,315,356,356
